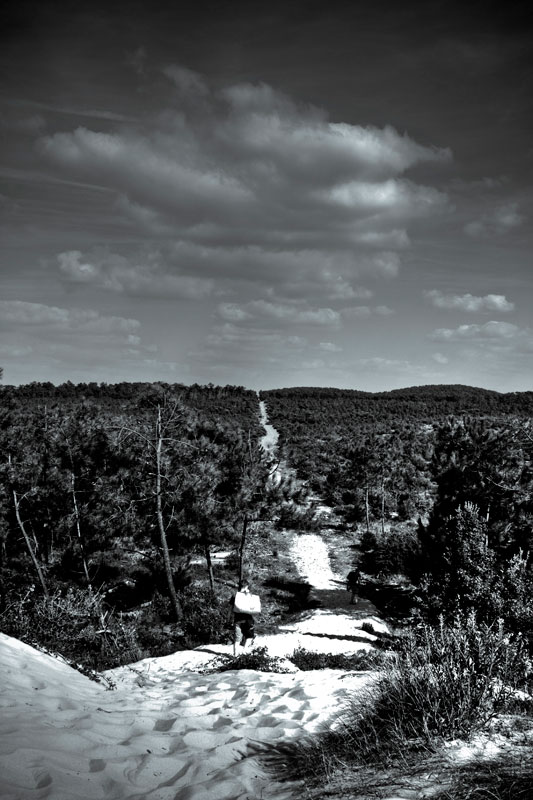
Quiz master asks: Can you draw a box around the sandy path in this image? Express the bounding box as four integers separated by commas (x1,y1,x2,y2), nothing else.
259,399,279,455
289,533,341,590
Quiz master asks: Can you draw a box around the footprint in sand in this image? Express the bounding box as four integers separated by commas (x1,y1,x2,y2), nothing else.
153,717,177,732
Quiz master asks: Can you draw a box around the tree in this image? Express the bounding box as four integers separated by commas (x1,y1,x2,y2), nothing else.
117,397,196,621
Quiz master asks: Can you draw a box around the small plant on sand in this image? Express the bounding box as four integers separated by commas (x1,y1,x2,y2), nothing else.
290,647,384,671
211,645,292,673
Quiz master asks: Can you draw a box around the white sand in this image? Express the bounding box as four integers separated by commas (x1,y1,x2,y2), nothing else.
289,533,341,589
0,458,390,799
259,400,279,456
0,632,374,800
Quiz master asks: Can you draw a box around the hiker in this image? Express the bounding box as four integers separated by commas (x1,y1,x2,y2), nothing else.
229,583,259,653
346,567,361,605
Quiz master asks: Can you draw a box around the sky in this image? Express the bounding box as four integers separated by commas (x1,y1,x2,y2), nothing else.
1,0,532,392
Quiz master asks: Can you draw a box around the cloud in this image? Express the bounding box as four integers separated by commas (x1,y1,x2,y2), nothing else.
319,341,343,352
204,323,307,363
431,321,519,341
219,299,340,327
39,71,451,308
0,343,33,357
340,305,372,319
57,249,214,299
430,322,533,355
424,290,515,312
464,202,524,237
340,304,395,319
218,303,253,322
432,352,449,364
0,300,139,334
163,65,209,97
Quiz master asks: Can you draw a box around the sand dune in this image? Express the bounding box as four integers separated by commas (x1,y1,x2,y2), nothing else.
0,631,375,800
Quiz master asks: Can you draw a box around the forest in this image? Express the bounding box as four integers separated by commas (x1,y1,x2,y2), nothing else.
1,380,533,676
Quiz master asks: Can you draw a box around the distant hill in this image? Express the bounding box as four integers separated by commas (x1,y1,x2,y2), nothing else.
261,384,533,418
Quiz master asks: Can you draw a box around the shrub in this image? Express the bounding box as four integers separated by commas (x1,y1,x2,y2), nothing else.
210,645,291,673
0,586,141,673
259,614,533,783
290,647,384,671
360,525,420,577
178,585,231,647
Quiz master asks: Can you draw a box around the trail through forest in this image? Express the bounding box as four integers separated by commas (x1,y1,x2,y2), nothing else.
257,398,384,637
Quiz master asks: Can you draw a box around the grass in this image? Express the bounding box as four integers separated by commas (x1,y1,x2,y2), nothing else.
432,748,533,800
290,646,385,671
255,613,533,789
207,645,294,673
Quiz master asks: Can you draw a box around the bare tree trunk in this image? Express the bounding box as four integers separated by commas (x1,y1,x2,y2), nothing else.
156,405,182,622
381,468,385,536
238,514,248,589
203,536,215,593
70,471,92,590
12,490,49,597
365,484,370,534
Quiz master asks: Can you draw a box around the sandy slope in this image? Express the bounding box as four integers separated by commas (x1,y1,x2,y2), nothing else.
0,632,375,800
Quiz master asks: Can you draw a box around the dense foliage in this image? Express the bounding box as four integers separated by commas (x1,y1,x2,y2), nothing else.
1,380,532,671
0,381,285,666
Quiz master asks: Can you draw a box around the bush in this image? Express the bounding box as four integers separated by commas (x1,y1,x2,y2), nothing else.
210,645,291,673
259,614,533,783
275,503,320,531
360,525,420,577
290,647,384,671
0,586,141,673
179,585,231,647
351,614,532,753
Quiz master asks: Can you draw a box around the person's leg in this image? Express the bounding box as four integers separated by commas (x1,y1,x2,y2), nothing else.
241,618,253,646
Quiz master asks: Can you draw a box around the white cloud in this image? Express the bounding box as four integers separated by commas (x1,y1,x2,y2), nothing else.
464,202,524,237
247,300,340,326
432,352,449,364
319,341,343,352
218,303,253,322
0,300,139,334
341,306,372,318
431,321,519,341
205,323,307,356
340,304,395,318
40,71,451,309
57,249,214,299
424,290,514,312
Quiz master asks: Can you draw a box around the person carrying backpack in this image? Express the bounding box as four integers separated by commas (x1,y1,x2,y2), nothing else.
229,582,260,653
346,566,361,605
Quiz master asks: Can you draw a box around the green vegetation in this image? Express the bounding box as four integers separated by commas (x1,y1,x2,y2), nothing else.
0,381,291,668
290,646,384,671
259,614,532,788
2,380,533,799
209,645,291,673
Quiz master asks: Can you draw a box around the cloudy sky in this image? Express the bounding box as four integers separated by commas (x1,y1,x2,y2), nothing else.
1,0,532,391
